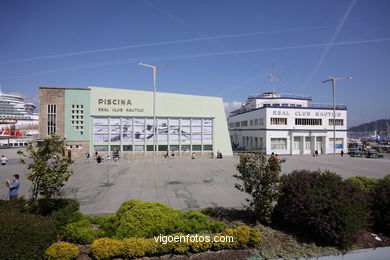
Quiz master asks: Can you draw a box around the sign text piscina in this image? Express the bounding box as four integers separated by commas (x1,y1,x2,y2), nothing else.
97,98,144,113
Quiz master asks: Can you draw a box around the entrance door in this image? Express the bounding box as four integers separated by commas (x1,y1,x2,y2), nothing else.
315,137,323,154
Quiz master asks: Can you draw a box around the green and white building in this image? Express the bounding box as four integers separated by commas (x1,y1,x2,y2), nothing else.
38,86,232,158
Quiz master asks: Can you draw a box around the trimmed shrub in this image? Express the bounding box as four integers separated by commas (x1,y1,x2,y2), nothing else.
88,214,119,238
274,170,370,249
372,174,390,233
60,219,96,244
345,176,379,194
90,226,261,259
123,238,160,258
0,210,58,260
179,210,226,234
233,152,281,223
90,238,124,260
45,241,79,260
0,199,27,212
115,201,182,239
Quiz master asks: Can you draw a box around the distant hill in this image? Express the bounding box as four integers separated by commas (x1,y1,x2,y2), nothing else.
349,119,390,133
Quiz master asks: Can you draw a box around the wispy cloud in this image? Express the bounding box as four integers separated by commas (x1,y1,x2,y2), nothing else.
224,101,242,116
4,37,390,80
302,0,357,88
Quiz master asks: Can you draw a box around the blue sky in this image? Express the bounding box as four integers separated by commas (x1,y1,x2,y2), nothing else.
0,0,389,127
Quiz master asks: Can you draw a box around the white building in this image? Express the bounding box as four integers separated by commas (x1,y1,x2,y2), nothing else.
227,92,347,155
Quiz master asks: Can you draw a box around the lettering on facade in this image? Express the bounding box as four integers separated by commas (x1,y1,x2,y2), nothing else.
98,99,132,105
272,110,290,116
97,98,144,113
272,110,341,118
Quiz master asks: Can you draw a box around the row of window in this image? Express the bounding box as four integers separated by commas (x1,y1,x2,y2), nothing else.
231,118,344,127
93,117,213,143
229,118,264,128
94,144,213,152
295,118,322,126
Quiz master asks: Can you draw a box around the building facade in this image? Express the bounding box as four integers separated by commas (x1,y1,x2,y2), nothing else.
228,92,348,155
38,86,232,158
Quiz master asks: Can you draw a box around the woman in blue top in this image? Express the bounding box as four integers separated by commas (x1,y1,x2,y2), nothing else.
6,174,20,200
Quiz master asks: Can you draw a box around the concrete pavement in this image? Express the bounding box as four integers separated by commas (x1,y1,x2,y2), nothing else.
1,148,390,215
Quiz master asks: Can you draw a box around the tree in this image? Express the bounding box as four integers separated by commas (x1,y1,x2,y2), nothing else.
18,133,73,200
233,152,281,224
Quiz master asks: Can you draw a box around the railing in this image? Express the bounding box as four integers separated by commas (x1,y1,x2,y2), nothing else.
248,93,312,100
307,103,347,109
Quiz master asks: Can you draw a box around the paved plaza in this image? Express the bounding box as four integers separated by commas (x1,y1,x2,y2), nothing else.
1,148,390,215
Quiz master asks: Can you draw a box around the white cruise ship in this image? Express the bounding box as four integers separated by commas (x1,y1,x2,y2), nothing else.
0,88,39,147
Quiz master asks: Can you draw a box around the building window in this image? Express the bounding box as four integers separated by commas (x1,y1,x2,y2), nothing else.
241,121,248,127
249,120,253,126
259,118,264,125
270,118,287,125
282,104,289,107
254,119,258,125
203,145,213,151
47,104,57,135
192,145,202,151
329,119,344,126
235,122,240,127
271,138,287,150
295,118,322,126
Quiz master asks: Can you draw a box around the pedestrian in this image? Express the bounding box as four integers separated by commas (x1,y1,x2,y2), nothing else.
315,150,318,156
171,151,175,159
274,154,279,161
1,155,8,166
5,174,20,200
97,155,102,163
86,153,91,164
191,152,196,159
107,155,111,162
341,150,344,157
211,151,214,158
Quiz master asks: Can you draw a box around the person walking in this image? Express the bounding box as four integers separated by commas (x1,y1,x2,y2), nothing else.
341,150,344,157
6,174,20,200
1,155,8,166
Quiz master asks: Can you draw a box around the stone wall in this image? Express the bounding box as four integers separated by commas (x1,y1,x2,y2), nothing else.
38,88,65,139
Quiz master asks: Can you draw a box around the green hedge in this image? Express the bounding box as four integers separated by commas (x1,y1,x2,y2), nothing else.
90,226,262,259
0,210,58,260
114,200,226,239
60,219,97,244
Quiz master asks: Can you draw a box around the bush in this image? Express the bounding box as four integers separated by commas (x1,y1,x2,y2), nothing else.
90,238,124,260
60,219,97,244
200,207,221,218
90,226,261,259
88,214,119,238
233,152,281,223
274,170,370,249
45,242,79,260
179,210,226,234
0,210,58,260
28,198,79,216
0,199,27,212
372,174,390,233
345,176,379,194
123,238,160,258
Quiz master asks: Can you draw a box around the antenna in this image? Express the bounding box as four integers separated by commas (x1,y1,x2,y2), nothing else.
267,63,280,95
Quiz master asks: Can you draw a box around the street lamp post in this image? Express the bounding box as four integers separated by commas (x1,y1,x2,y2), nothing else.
322,76,351,155
138,63,170,159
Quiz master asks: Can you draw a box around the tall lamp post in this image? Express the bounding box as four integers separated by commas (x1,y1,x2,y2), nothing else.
322,76,351,155
139,63,170,159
